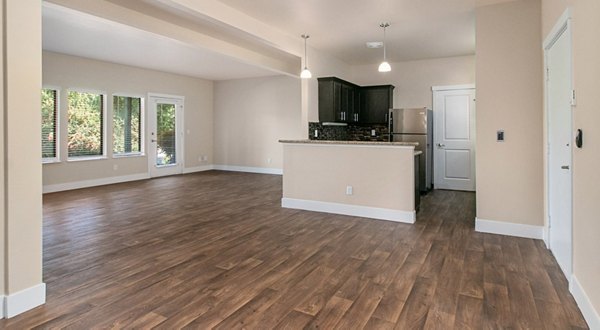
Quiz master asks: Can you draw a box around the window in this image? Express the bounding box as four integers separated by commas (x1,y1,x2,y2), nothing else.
113,96,142,155
41,88,58,161
67,91,104,158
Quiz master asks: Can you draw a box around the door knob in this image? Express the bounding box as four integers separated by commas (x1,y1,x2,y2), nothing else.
151,139,157,143
436,143,445,148
561,165,570,170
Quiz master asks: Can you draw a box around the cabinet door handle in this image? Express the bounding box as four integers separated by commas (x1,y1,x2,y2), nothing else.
385,113,388,122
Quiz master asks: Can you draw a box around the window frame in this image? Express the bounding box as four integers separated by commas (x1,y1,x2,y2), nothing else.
41,86,61,164
66,88,108,162
111,93,145,158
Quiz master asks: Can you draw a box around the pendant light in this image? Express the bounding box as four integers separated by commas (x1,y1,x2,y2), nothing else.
300,34,312,79
378,23,391,72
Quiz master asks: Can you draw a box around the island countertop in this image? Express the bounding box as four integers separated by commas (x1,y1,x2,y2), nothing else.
278,139,418,147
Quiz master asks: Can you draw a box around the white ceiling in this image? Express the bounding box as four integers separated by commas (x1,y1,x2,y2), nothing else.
42,4,277,81
43,0,516,80
216,0,505,64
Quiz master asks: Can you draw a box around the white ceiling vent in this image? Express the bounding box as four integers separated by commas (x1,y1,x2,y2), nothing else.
366,41,383,49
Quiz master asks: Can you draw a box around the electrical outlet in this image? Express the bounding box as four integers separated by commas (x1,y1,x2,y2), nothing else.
346,185,353,195
200,155,208,162
314,129,319,138
267,158,272,164
371,129,376,137
113,164,118,171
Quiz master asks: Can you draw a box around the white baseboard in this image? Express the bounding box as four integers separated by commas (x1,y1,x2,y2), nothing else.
475,218,544,239
43,173,150,193
3,283,46,318
570,275,600,329
43,164,281,193
282,198,415,224
213,165,283,175
182,165,214,174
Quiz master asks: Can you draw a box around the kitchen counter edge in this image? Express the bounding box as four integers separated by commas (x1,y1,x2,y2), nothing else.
278,139,418,147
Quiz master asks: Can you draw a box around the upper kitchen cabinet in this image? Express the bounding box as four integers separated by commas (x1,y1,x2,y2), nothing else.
361,85,395,125
318,77,360,123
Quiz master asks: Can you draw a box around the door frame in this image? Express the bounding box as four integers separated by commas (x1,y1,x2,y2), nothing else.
147,93,185,177
543,8,573,279
431,84,476,191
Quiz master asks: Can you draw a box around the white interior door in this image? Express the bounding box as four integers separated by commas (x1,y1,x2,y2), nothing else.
546,19,572,278
433,87,476,191
148,95,184,177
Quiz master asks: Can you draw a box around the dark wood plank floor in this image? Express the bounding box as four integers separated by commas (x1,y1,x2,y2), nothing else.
0,171,588,329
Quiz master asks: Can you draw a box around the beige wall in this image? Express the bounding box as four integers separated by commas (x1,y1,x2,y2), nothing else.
42,51,214,186
542,0,600,319
1,0,44,297
283,144,415,211
475,0,544,226
351,55,476,109
214,75,303,169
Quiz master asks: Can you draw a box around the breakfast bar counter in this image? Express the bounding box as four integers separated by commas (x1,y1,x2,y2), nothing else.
279,139,419,223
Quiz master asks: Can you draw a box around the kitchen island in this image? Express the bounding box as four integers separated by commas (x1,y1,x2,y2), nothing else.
279,139,420,223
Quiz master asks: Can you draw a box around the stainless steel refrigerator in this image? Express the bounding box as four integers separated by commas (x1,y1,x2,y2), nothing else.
389,108,433,192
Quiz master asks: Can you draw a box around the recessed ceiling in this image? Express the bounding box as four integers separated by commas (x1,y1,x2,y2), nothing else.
42,3,277,81
216,0,508,64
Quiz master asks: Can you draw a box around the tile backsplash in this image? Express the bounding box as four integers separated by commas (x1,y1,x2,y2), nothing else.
308,122,389,142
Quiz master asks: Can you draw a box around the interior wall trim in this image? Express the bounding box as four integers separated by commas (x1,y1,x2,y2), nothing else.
570,275,600,330
182,165,214,174
282,198,415,223
3,283,46,319
475,217,544,239
43,173,150,193
213,165,283,175
42,164,283,193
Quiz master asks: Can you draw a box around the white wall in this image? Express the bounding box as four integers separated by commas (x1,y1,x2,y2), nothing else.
351,55,475,109
214,75,303,170
42,51,214,187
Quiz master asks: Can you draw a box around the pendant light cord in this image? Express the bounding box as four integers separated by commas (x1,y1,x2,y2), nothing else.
383,26,386,61
381,23,389,62
303,35,309,69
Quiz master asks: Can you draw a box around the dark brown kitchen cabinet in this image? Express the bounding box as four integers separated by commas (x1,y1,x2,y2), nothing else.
361,85,395,125
318,77,393,124
318,77,359,123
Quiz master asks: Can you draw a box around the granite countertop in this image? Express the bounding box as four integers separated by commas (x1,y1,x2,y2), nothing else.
278,139,419,147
